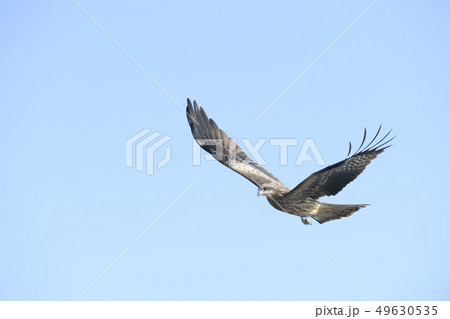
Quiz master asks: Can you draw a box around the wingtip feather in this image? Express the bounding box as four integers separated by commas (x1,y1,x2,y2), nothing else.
347,141,352,158
351,125,395,156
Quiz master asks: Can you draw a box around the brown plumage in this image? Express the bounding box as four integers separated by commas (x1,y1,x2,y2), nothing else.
186,99,394,225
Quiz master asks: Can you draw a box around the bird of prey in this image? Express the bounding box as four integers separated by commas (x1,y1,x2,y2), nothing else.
186,99,394,225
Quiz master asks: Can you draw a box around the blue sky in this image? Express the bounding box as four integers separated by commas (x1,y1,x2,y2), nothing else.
1,0,450,300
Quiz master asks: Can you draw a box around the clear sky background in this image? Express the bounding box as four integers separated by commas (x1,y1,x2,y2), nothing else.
1,0,449,301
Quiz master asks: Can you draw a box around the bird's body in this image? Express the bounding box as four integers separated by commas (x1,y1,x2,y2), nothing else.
266,194,321,225
256,182,367,225
186,99,394,225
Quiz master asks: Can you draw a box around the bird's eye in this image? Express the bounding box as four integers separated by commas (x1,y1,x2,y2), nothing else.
263,187,267,191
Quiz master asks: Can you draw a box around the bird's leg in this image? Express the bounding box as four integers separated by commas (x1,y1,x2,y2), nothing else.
301,217,313,225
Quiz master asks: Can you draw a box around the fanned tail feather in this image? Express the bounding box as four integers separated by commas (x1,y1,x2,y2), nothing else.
312,203,368,224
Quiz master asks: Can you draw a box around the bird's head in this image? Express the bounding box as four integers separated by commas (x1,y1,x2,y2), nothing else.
257,184,277,197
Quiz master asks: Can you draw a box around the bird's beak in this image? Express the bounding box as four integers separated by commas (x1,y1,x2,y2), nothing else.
257,189,263,197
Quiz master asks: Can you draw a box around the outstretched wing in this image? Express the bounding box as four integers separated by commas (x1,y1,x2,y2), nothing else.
186,98,284,189
284,126,394,200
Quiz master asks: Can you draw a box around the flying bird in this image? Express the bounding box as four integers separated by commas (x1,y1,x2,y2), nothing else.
186,99,394,225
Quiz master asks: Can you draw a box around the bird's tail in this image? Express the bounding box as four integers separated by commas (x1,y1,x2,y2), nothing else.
312,203,368,224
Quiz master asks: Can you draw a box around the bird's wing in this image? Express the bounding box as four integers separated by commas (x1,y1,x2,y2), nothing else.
284,126,394,200
186,98,284,189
